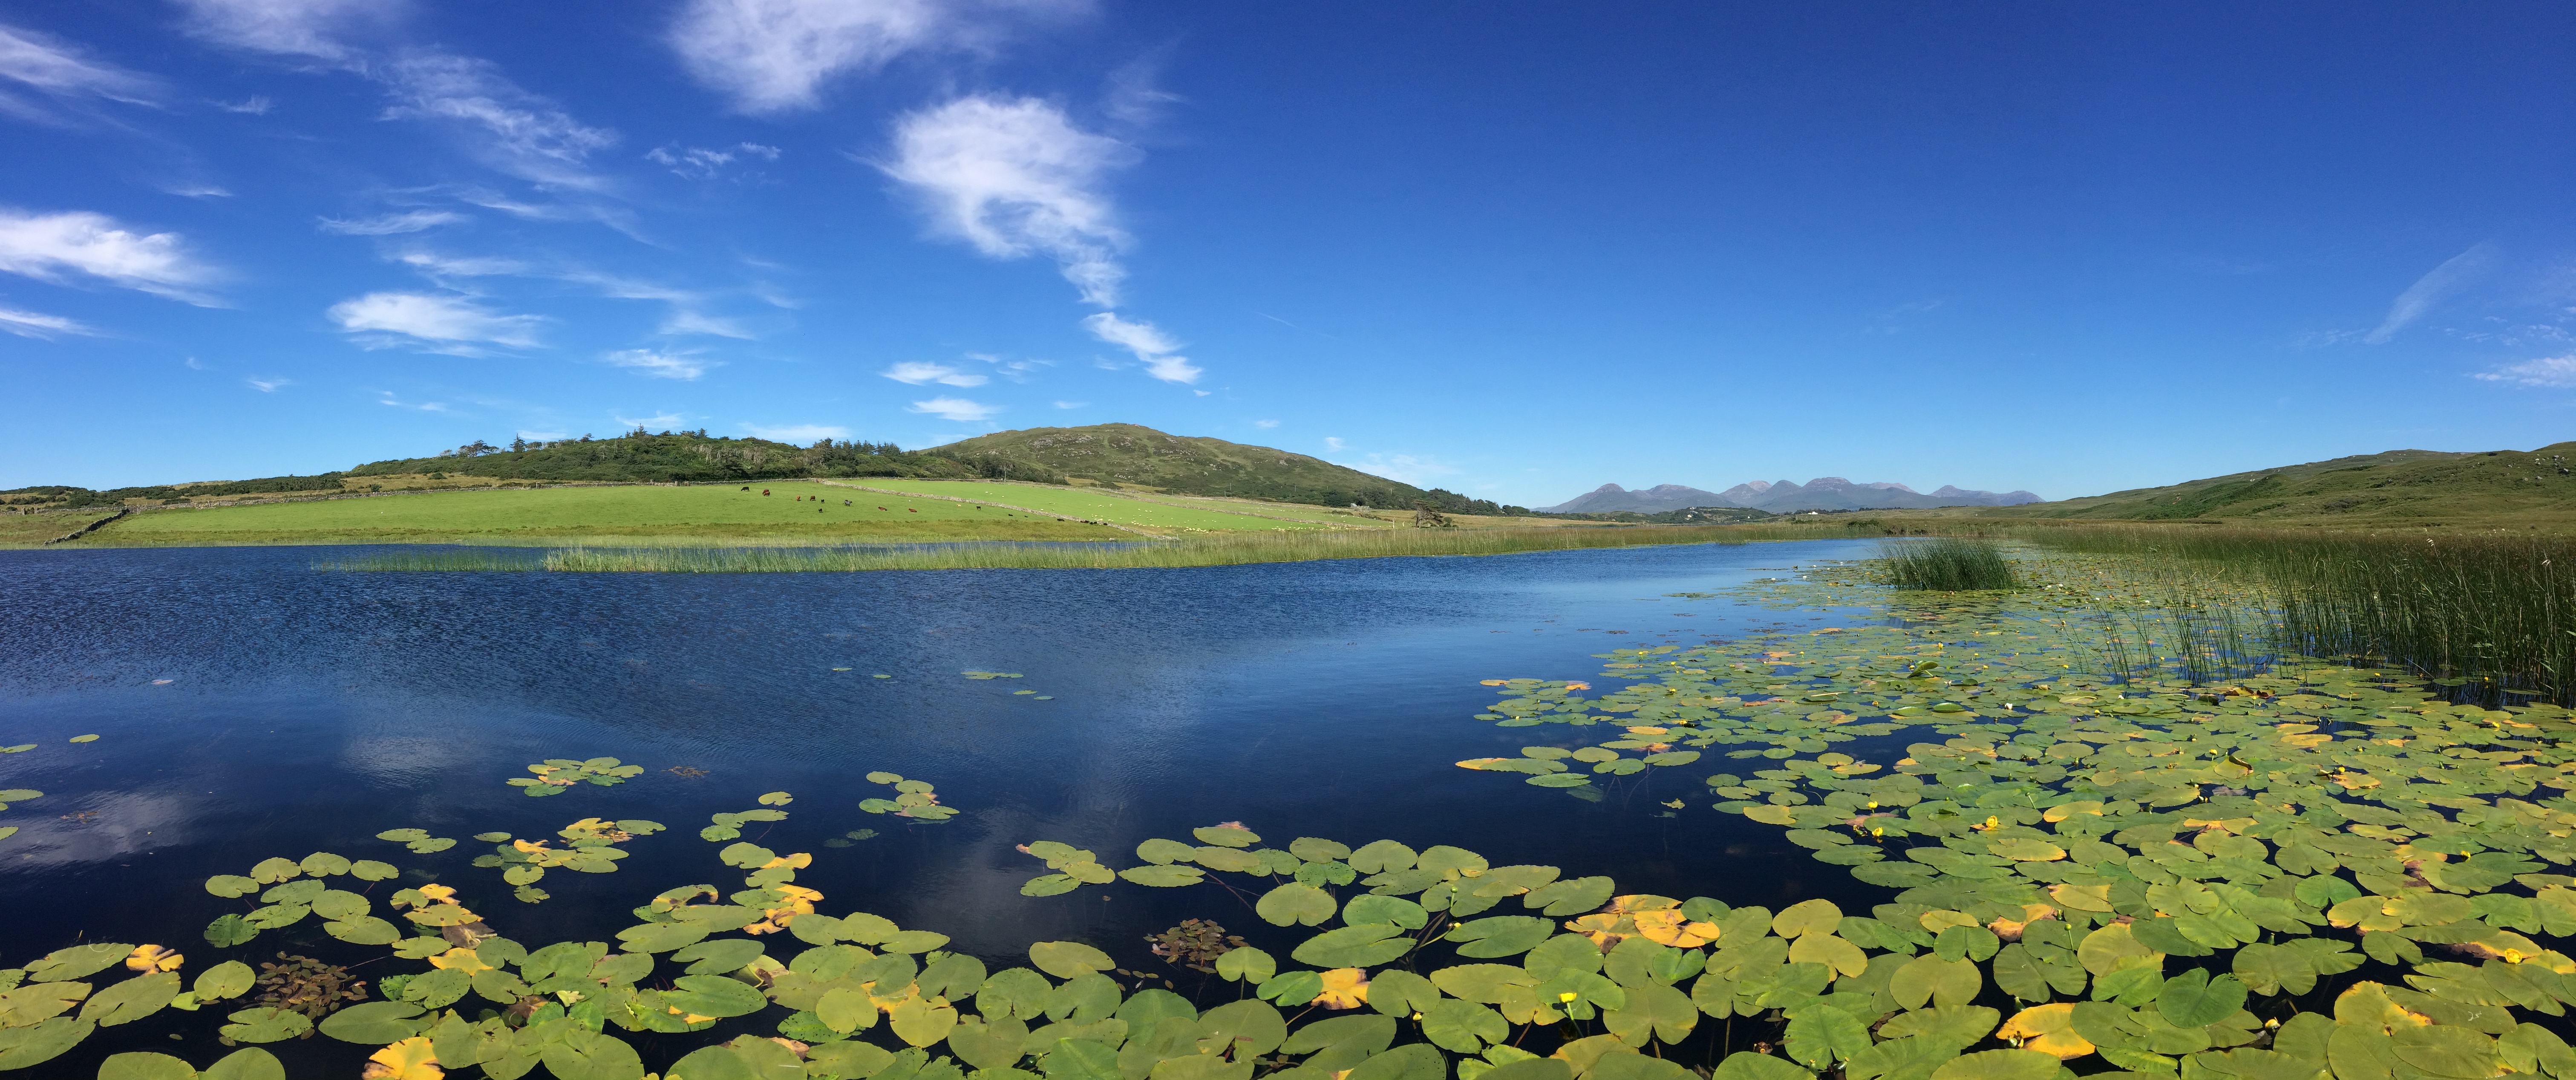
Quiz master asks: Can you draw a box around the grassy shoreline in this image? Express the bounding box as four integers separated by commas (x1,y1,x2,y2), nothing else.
313,522,1880,572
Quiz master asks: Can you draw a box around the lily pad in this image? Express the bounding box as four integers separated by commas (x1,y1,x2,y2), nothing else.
217,1007,312,1044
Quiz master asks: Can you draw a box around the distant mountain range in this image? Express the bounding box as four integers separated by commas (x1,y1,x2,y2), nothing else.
1542,479,2043,514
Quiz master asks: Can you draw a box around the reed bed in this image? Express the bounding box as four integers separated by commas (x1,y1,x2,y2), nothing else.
1880,537,2020,590
317,521,1877,575
2028,526,2576,703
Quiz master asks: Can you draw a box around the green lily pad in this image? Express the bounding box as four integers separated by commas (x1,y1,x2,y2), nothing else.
1256,883,1338,927
1118,865,1206,887
217,1007,311,1044
98,1051,197,1080
1029,941,1115,979
0,1018,93,1070
318,1000,428,1043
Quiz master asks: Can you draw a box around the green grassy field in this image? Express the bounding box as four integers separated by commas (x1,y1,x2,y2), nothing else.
30,479,1380,547
820,478,1352,530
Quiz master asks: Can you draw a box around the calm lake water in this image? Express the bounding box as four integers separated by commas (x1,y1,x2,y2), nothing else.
0,538,1889,1071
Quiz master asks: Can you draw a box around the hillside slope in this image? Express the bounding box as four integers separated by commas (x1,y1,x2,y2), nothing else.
0,430,1057,511
936,424,1517,511
1962,443,2576,522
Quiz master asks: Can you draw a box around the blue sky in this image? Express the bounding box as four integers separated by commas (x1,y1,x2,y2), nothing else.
2,1,2571,506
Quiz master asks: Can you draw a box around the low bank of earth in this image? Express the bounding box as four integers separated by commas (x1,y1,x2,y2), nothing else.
8,480,1583,548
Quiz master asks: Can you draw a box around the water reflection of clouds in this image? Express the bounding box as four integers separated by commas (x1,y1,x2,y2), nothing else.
341,732,473,787
0,789,199,872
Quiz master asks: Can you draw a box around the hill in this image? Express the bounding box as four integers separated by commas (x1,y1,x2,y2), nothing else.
933,424,1529,514
1543,477,2040,513
1950,442,2576,523
0,429,1060,512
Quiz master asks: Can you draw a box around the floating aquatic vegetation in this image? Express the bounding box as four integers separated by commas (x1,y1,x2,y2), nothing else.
0,788,32,842
1427,550,2576,1080
376,828,458,854
861,771,958,821
0,744,32,754
667,765,711,777
961,670,1023,680
69,734,99,743
250,953,366,1022
1145,919,1246,973
702,804,790,841
824,829,880,848
508,756,645,796
201,851,403,949
470,817,666,902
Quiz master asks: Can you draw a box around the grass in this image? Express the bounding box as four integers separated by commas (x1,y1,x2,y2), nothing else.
812,478,1351,530
317,520,1879,573
1880,537,2019,590
32,480,1346,547
2027,525,2576,703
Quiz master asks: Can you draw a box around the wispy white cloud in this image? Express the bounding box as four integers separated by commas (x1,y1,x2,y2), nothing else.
377,391,447,412
907,396,1000,422
962,351,1049,381
383,250,750,338
393,249,531,283
668,0,1081,114
1337,452,1458,488
245,376,291,391
885,95,1135,306
744,422,849,442
0,22,158,122
1083,311,1199,383
2368,242,2497,344
2473,355,2576,390
881,360,987,387
0,209,221,303
1323,436,1345,451
329,291,543,352
320,210,466,235
562,271,752,338
618,412,688,429
380,51,617,191
1051,400,1085,409
0,305,92,338
602,349,714,380
175,0,397,61
215,95,272,114
1102,57,1180,128
646,141,779,180
1253,419,1278,429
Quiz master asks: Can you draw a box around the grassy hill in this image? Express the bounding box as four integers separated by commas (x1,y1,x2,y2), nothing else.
1935,441,2576,525
934,423,1528,514
0,429,1061,512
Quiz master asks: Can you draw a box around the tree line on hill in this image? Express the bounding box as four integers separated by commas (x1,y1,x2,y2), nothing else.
6,427,1543,517
3,430,1067,510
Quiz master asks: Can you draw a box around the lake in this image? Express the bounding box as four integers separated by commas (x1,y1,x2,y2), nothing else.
0,538,1890,1075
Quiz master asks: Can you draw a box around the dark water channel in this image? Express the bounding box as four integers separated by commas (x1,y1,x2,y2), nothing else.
0,539,1890,1071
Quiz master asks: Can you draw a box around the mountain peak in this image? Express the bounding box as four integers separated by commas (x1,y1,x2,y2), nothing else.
1542,475,2043,513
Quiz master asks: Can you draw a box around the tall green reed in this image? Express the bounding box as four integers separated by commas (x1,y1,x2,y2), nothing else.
2029,526,2576,703
1880,537,2019,590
